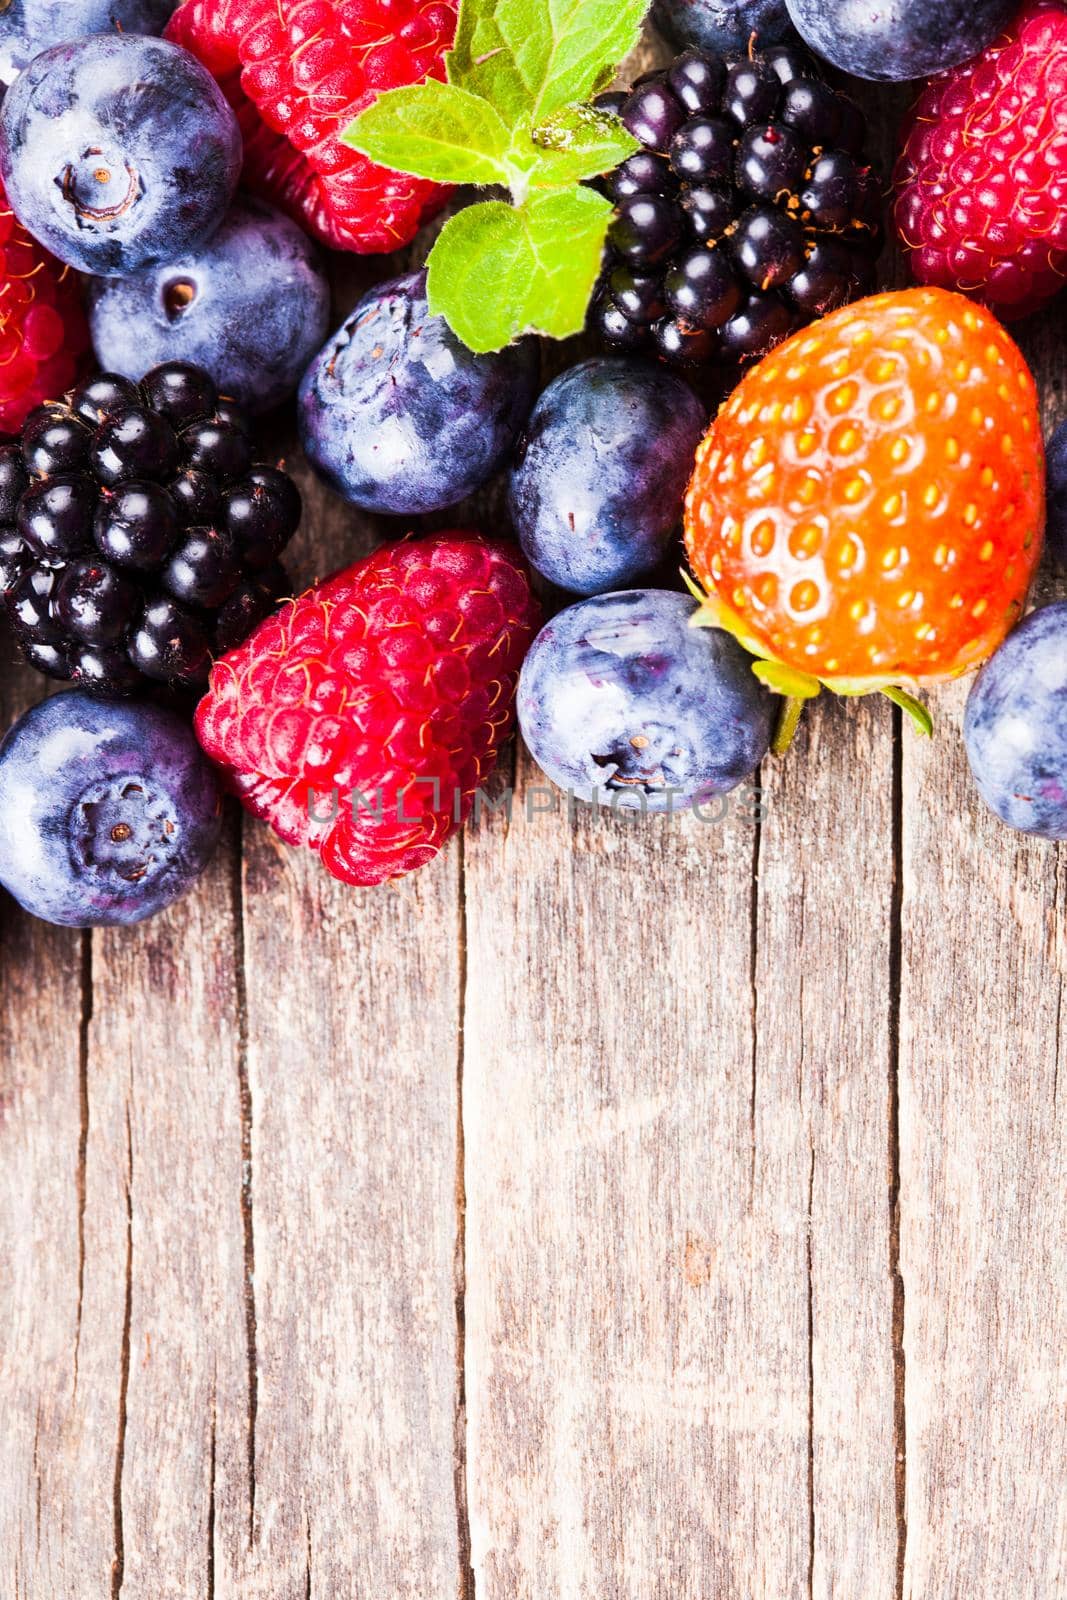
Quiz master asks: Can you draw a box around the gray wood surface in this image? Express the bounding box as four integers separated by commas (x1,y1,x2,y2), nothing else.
3,33,1067,1600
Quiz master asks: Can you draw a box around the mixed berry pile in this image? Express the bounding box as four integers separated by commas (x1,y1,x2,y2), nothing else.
0,0,1064,930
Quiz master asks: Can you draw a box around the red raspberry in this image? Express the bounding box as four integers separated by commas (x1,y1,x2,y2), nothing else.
0,183,89,436
894,0,1067,318
166,0,457,254
195,533,541,886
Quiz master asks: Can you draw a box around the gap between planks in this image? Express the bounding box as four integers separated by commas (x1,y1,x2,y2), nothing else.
888,706,908,1600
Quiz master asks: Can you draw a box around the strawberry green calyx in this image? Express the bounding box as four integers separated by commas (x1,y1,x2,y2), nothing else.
344,0,648,352
682,571,934,751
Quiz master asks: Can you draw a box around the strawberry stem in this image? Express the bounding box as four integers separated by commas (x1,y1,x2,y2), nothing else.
772,694,806,754
882,685,934,737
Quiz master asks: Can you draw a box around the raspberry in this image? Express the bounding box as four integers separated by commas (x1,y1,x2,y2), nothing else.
194,533,542,886
0,363,301,696
894,0,1067,319
166,0,457,254
683,288,1044,693
0,183,89,436
591,41,883,368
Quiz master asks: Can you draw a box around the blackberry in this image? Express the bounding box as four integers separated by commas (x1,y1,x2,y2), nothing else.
0,361,299,696
592,43,883,368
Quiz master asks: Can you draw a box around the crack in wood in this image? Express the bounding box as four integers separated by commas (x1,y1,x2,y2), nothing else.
206,1395,216,1600
889,707,908,1600
231,821,258,1549
454,835,475,1600
806,1144,815,1600
32,1399,41,1556
111,1107,133,1600
74,930,92,1395
748,766,762,1199
305,1508,312,1600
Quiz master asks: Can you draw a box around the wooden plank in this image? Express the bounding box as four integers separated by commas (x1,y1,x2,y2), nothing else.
755,698,899,1598
226,457,465,1599
897,315,1067,1597
0,661,91,1598
80,835,246,1600
462,748,763,1598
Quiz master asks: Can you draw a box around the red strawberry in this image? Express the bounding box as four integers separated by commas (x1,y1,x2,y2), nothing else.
0,182,89,436
894,0,1067,318
195,532,541,886
166,0,457,254
683,288,1044,741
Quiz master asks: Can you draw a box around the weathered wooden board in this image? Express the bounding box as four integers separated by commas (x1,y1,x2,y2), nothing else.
896,317,1067,1600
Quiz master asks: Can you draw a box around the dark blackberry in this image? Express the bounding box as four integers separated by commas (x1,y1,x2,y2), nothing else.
591,41,884,369
1,361,302,696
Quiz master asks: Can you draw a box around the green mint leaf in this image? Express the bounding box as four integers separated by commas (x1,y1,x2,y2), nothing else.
342,80,514,187
527,104,639,185
426,187,612,351
447,0,649,128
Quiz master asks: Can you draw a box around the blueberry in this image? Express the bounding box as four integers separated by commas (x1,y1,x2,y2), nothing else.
518,590,774,810
298,270,540,517
784,0,1017,80
86,195,332,413
0,0,177,87
507,358,706,596
0,34,241,276
652,0,791,55
0,690,221,926
1045,420,1067,569
964,604,1067,839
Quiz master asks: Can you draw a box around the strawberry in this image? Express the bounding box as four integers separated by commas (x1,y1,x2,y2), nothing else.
0,182,89,436
195,532,540,886
894,0,1067,319
683,288,1044,738
166,0,457,254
